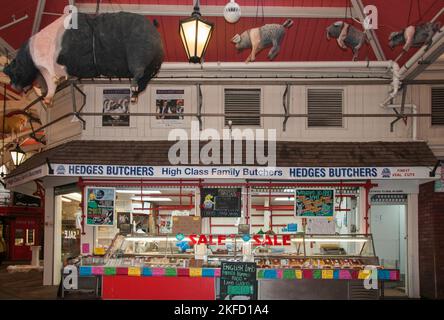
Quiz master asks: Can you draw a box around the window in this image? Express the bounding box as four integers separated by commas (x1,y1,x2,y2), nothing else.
307,89,343,127
432,87,444,125
224,89,261,126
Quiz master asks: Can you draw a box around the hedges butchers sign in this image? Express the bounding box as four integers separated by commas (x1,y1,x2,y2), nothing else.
48,164,434,180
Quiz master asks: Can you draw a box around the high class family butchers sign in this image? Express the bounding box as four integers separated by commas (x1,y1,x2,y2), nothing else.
47,164,433,180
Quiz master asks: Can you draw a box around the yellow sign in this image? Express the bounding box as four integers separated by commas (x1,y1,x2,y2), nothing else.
322,270,334,279
295,270,303,279
358,270,372,279
93,247,106,255
128,267,141,276
189,268,202,277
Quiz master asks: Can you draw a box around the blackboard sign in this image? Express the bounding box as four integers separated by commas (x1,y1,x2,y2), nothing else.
13,192,41,207
220,262,257,300
201,188,241,217
295,189,335,217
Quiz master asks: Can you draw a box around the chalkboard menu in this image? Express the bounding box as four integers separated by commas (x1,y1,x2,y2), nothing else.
201,188,241,217
295,189,335,217
220,262,257,300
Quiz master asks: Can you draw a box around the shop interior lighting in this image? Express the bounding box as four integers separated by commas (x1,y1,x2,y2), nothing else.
61,197,72,202
116,190,161,194
275,197,295,201
131,197,172,202
63,192,82,202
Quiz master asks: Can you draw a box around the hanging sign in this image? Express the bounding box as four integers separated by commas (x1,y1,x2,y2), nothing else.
86,187,115,226
220,261,257,300
200,188,242,217
295,189,335,217
50,164,433,180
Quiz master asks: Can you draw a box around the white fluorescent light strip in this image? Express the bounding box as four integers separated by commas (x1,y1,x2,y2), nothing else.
61,197,72,202
116,190,161,194
63,192,82,202
131,197,172,202
275,197,295,201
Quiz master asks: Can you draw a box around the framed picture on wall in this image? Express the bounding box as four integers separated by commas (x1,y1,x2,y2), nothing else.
102,88,131,127
151,88,187,128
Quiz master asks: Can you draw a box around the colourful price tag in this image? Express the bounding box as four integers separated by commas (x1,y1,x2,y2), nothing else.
189,268,202,277
322,269,334,279
358,270,372,280
93,247,106,255
128,267,141,276
295,269,303,279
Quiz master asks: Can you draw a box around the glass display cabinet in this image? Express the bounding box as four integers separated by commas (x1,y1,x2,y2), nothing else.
92,233,379,270
254,234,379,269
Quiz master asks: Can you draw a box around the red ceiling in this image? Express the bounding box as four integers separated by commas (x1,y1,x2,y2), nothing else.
0,0,443,64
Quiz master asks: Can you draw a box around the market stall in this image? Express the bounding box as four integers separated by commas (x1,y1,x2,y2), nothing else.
77,233,399,300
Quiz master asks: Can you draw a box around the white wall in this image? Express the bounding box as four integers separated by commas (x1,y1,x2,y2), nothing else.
371,205,406,274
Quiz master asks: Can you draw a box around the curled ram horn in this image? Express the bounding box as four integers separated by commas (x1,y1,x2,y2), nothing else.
231,34,241,43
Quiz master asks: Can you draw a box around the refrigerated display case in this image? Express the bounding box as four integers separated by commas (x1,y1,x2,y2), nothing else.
78,232,397,299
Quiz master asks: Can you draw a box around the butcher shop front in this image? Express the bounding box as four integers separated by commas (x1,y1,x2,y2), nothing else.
4,140,438,299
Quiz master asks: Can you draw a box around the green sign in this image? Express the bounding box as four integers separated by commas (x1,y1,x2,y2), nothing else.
295,189,335,217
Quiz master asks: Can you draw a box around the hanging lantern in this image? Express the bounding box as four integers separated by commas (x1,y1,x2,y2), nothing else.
10,144,26,166
224,0,241,24
179,0,214,63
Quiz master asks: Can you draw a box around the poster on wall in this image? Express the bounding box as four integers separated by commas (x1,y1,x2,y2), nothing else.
200,188,242,217
152,89,185,128
159,215,172,234
86,187,115,226
102,89,130,127
220,261,257,300
295,189,335,217
306,218,336,234
133,214,149,233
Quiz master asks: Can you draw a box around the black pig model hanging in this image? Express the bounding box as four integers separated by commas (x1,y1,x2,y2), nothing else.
231,19,294,62
326,21,367,61
389,22,441,52
1,12,164,105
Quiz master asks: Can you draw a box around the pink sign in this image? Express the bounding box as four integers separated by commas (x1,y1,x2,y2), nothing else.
82,243,90,254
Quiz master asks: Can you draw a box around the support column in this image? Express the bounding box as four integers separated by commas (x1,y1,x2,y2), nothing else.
43,187,54,286
407,193,420,298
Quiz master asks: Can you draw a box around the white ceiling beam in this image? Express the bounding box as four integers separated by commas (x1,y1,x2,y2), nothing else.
350,0,386,61
32,0,47,35
77,3,358,18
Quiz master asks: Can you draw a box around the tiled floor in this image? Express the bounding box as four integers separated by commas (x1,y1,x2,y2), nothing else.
0,263,58,300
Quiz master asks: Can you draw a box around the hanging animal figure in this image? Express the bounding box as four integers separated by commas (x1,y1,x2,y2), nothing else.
0,110,42,137
0,12,164,105
231,19,294,63
389,22,441,52
326,21,367,61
